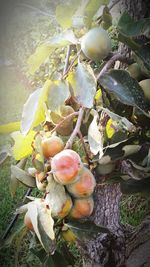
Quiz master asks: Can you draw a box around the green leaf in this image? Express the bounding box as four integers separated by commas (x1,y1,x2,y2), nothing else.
134,44,150,76
84,0,109,28
21,80,51,135
11,130,36,160
11,165,36,188
121,178,150,194
56,1,81,29
0,147,11,165
0,121,20,133
66,220,110,240
118,12,150,38
48,80,70,111
27,45,53,75
101,6,112,30
68,61,97,108
100,70,149,115
27,200,55,253
88,110,103,156
47,29,78,46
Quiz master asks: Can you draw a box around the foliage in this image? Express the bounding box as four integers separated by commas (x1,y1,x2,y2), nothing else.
0,1,150,266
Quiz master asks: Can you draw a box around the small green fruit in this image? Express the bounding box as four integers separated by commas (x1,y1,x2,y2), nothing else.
139,79,150,101
81,27,111,61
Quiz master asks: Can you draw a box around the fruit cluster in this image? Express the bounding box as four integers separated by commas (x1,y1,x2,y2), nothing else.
24,134,96,230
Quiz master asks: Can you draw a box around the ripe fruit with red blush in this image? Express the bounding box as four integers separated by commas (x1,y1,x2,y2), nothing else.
51,149,82,185
66,167,96,198
69,197,94,219
41,136,64,159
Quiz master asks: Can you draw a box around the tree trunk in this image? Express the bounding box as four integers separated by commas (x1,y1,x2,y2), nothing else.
78,1,150,266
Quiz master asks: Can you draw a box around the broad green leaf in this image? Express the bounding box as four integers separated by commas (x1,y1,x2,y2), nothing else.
27,200,55,253
56,1,81,29
10,159,28,197
48,80,70,111
11,165,36,188
28,45,53,75
118,12,150,38
67,220,110,240
101,6,112,30
100,70,149,115
0,121,20,133
84,0,109,28
88,110,103,156
134,44,150,76
11,130,36,160
21,80,51,135
68,61,97,108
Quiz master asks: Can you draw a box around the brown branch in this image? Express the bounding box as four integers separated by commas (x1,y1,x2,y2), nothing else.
78,131,90,166
51,111,79,134
65,107,85,149
96,53,131,80
63,45,72,76
63,49,81,78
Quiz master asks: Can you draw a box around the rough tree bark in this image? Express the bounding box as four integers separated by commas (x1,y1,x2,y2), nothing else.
78,1,150,266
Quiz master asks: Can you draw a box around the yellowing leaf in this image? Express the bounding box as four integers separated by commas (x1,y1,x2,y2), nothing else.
84,0,109,28
106,118,115,139
56,1,81,29
27,45,53,75
27,200,55,253
88,110,103,156
11,130,36,160
68,61,97,108
21,80,51,135
48,80,70,111
0,121,20,133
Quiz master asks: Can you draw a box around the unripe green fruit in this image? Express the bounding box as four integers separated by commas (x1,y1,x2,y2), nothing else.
126,63,143,81
51,105,74,136
139,79,150,102
81,27,111,61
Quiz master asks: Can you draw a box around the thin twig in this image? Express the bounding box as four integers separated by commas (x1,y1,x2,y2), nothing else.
65,107,85,149
109,0,121,11
63,45,72,76
78,131,91,166
96,53,131,80
63,49,81,78
51,111,79,134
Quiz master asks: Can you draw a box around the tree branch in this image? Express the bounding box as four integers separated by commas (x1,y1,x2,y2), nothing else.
65,107,84,149
63,49,81,78
96,53,131,80
63,45,72,76
51,111,79,134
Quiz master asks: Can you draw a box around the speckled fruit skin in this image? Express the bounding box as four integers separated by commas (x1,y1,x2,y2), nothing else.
81,27,111,61
41,136,64,159
139,79,150,102
69,197,94,219
51,149,82,185
66,167,96,198
24,211,33,231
